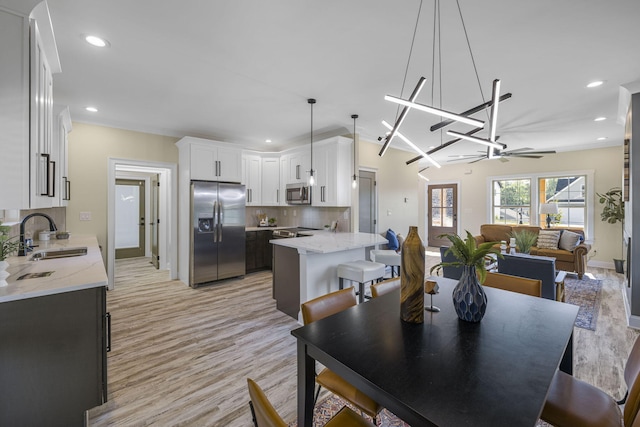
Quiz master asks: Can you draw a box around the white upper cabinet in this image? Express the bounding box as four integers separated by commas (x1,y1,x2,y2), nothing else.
54,105,72,206
261,157,280,206
311,137,352,207
241,153,262,206
0,2,61,209
180,137,242,183
287,149,311,184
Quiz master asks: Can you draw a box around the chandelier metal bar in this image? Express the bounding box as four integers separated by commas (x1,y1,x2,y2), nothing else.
381,120,441,168
378,77,427,156
446,130,504,150
429,93,512,132
385,94,485,128
486,79,501,158
404,128,483,165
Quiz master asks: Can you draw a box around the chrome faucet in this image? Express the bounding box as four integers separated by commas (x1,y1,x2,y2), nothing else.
18,213,57,256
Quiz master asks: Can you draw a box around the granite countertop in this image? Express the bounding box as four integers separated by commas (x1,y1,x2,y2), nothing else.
270,232,388,254
0,235,108,303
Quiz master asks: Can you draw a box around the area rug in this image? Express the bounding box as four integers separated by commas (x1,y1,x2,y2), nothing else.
288,395,410,427
564,276,603,331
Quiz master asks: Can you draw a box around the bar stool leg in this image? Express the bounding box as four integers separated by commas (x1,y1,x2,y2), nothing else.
339,277,344,290
358,282,365,303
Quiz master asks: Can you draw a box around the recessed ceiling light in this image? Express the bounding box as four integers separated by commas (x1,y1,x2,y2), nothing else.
85,106,98,112
597,137,608,141
594,117,606,122
84,35,109,48
265,139,272,143
587,81,604,88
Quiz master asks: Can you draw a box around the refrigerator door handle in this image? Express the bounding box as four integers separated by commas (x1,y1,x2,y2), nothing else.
217,201,223,242
212,200,219,242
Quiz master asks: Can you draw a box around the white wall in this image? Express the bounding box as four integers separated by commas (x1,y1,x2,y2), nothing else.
359,139,420,239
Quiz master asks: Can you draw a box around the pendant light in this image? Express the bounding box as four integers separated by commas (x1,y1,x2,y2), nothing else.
351,114,358,189
308,98,316,186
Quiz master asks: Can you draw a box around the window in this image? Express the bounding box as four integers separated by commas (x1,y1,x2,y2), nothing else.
539,175,586,229
492,178,531,225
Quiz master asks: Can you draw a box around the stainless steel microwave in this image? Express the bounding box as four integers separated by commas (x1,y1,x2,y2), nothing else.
286,183,311,205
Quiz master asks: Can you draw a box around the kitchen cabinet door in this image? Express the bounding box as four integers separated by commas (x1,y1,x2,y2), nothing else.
30,20,57,208
191,143,242,183
242,154,261,205
54,105,72,206
261,157,280,206
0,9,30,209
311,137,352,207
279,156,288,206
288,150,311,184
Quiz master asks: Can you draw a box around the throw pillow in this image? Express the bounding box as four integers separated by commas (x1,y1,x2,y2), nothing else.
386,229,399,251
537,230,561,250
558,230,582,251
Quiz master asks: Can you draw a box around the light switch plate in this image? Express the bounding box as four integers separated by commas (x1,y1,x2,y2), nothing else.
79,212,92,221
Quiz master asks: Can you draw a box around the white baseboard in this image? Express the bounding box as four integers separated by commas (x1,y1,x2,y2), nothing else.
587,259,615,270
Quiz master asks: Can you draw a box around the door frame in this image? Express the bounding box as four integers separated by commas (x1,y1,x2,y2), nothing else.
107,158,178,290
424,179,461,246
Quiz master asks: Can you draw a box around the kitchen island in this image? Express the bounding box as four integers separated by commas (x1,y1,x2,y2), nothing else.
0,235,108,426
271,232,387,321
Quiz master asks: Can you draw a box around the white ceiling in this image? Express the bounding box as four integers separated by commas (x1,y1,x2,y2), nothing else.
37,1,640,165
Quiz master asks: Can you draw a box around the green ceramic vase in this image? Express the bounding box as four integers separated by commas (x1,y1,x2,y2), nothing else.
400,226,425,323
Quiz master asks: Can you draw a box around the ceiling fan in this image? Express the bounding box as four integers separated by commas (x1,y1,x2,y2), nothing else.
448,147,557,164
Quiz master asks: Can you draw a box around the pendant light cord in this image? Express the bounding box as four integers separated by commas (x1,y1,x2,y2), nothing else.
308,98,315,178
455,0,488,119
395,0,424,122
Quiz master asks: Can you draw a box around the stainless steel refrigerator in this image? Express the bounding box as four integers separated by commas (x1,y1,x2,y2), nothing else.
190,180,246,287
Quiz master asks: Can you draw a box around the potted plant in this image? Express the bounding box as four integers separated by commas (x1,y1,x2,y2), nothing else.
430,231,501,322
509,229,538,254
0,222,20,286
596,187,624,273
0,222,20,261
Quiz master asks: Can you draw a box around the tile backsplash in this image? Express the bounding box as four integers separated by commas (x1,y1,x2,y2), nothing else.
246,206,351,232
2,207,67,240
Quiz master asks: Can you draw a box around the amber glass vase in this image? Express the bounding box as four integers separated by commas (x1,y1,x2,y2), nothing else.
400,226,425,323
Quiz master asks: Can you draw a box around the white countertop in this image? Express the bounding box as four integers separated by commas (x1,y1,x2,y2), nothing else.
0,235,108,303
245,226,293,232
270,232,387,254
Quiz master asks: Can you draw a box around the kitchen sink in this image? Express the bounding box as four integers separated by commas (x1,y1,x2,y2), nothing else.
30,247,88,261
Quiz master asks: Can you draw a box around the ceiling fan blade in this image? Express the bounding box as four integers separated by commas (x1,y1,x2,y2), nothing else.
405,128,483,165
508,154,544,159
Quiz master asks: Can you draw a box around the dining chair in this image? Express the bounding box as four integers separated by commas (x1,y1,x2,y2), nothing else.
370,278,400,298
247,378,375,427
497,253,566,300
541,335,640,427
439,246,464,280
300,288,382,422
483,271,542,297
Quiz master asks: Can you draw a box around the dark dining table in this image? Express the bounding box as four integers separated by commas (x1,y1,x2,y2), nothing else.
291,276,579,427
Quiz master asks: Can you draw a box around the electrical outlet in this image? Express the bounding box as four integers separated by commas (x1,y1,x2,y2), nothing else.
79,212,92,221
293,210,297,217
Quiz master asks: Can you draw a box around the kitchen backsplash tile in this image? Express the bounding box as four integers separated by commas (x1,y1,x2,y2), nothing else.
246,206,351,232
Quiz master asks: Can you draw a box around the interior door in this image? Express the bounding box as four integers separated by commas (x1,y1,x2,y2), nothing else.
358,170,376,233
428,183,457,247
115,179,145,259
150,174,160,269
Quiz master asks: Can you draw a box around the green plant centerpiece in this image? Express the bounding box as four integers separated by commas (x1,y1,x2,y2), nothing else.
0,222,20,262
596,187,625,272
430,231,501,322
509,229,538,254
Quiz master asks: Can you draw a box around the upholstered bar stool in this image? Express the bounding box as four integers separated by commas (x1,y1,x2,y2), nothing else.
338,260,386,303
370,249,401,278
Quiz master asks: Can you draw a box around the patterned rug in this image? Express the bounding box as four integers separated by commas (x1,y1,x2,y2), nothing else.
564,276,603,331
288,395,410,427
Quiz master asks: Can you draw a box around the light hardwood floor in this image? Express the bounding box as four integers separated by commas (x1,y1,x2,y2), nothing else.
89,251,638,426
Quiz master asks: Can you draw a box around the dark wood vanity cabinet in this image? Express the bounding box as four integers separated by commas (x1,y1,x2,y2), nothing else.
246,230,273,272
0,286,108,426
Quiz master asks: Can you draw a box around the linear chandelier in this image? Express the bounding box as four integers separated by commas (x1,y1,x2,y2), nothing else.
378,0,512,174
